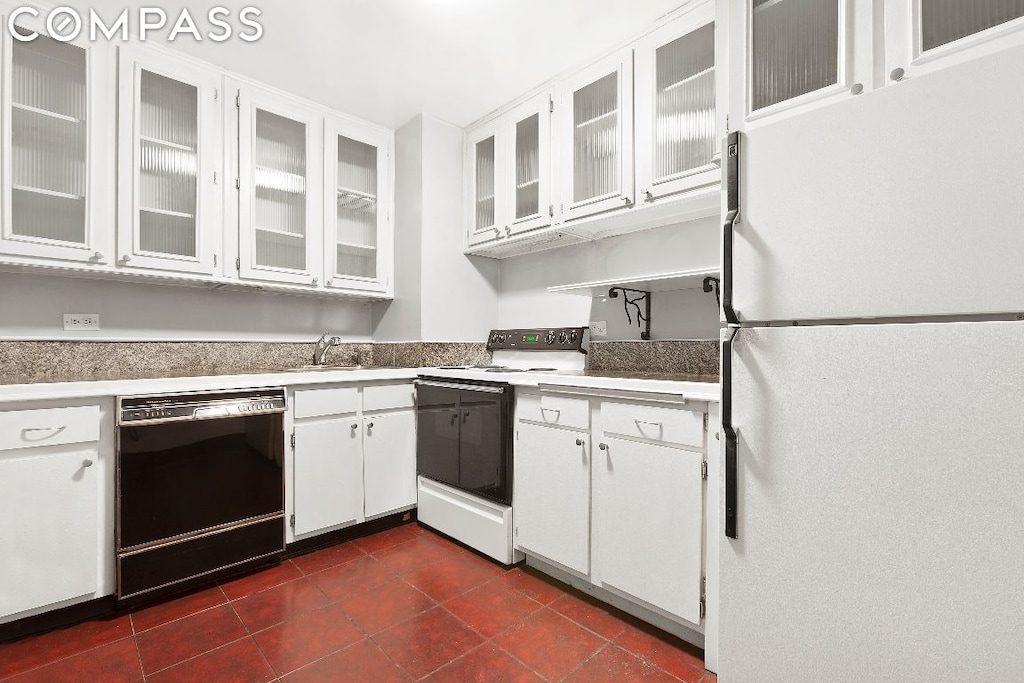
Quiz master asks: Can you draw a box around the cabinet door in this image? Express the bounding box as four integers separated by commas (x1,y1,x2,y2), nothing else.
556,48,634,222
363,411,416,519
513,423,589,574
732,0,874,124
0,19,115,265
507,94,552,235
324,117,392,293
466,122,505,246
635,5,720,202
0,449,99,618
884,0,1024,80
238,86,322,286
593,436,703,624
292,418,363,536
116,46,222,274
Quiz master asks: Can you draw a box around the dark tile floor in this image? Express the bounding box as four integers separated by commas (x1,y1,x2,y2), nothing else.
0,523,716,682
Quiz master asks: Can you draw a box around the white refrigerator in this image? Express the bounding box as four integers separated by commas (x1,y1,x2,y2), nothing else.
719,43,1024,681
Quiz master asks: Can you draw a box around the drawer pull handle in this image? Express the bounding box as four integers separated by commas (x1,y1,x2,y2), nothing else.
22,426,67,441
82,459,94,468
540,407,561,421
598,443,608,451
575,438,584,446
634,419,662,427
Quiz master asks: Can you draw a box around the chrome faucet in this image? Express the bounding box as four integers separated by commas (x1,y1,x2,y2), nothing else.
312,333,344,365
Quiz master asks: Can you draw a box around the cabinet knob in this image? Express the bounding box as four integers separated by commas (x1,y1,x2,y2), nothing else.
575,438,584,446
641,189,653,202
598,443,608,451
82,459,94,468
92,251,104,262
623,196,633,207
505,226,511,235
850,83,864,95
890,67,906,82
367,422,374,429
327,279,333,287
119,255,131,264
351,423,358,429
312,277,319,286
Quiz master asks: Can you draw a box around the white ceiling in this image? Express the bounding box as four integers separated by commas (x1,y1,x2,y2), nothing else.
80,0,688,129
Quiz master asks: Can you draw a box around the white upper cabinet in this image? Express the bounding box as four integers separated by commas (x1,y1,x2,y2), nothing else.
507,94,552,235
729,0,875,124
324,116,392,293
885,0,1024,79
0,17,115,265
465,92,552,247
635,4,720,203
466,124,503,246
237,83,323,286
556,48,634,221
116,46,222,275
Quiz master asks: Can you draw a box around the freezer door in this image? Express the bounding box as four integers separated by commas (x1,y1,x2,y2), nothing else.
721,322,1024,681
732,44,1024,322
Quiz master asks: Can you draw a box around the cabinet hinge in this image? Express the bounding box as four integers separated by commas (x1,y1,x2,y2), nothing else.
290,432,296,449
235,92,241,108
214,88,219,101
548,204,554,218
701,460,708,480
725,114,730,134
235,178,241,190
235,257,241,271
214,171,218,185
213,254,218,267
289,513,295,528
704,413,709,430
549,98,554,113
700,576,706,619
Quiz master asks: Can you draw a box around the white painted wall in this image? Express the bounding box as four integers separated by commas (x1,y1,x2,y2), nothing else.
0,272,372,342
498,217,721,340
372,115,500,342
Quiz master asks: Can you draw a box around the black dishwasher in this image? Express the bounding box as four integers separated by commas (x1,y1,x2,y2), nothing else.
415,379,512,505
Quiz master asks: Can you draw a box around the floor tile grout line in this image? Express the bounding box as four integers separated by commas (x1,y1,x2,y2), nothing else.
138,633,253,678
556,640,612,682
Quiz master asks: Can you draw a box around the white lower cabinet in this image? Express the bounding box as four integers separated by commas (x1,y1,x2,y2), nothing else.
514,390,709,628
593,435,704,624
292,417,364,536
290,383,416,540
363,410,416,519
514,422,590,575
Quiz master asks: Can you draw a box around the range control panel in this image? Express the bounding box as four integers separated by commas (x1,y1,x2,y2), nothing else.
486,327,589,352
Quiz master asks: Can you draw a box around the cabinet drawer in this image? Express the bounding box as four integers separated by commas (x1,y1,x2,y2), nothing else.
600,402,703,449
518,393,589,430
0,406,100,452
363,383,415,412
294,387,359,419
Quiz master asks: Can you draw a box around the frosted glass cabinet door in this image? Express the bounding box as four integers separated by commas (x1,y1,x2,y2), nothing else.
323,116,392,293
238,86,322,286
556,48,634,222
506,93,552,235
0,22,115,264
466,123,505,247
635,5,721,202
884,0,1024,80
116,46,222,275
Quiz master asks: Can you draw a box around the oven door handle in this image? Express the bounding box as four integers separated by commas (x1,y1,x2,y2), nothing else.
414,380,506,394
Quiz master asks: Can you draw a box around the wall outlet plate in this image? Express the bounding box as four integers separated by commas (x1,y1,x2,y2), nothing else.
63,314,100,331
590,320,608,338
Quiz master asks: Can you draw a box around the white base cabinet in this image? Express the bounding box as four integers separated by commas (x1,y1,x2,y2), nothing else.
514,389,710,629
514,422,590,575
289,383,416,541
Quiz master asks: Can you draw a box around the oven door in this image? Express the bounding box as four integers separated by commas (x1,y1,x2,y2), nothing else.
415,381,462,489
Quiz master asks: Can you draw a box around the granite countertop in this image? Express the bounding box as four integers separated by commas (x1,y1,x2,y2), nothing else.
0,366,377,386
581,370,719,383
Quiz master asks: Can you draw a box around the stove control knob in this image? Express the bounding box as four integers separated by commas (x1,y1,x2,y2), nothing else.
568,329,579,343
558,331,569,344
489,332,500,345
545,331,556,345
497,334,507,344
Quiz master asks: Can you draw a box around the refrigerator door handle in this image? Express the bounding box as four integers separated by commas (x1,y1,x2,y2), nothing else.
722,131,740,326
723,326,739,539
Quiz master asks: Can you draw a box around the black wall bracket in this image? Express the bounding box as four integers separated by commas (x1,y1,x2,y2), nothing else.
608,287,651,340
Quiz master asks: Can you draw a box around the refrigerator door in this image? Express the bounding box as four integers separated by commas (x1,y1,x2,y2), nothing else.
721,321,1024,681
731,44,1024,323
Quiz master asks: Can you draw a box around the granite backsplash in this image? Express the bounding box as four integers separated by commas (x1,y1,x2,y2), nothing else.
0,339,717,382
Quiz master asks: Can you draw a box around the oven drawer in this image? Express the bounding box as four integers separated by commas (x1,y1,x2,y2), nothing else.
517,393,589,430
294,387,360,419
363,383,415,412
600,402,704,449
0,406,100,452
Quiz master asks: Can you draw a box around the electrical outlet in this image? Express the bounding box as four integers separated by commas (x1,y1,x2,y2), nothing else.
63,314,100,331
590,320,608,338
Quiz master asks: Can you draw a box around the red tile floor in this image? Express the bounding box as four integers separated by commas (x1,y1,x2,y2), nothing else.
0,523,716,682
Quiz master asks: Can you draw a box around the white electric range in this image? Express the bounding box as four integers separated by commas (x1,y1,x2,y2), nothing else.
414,328,589,564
